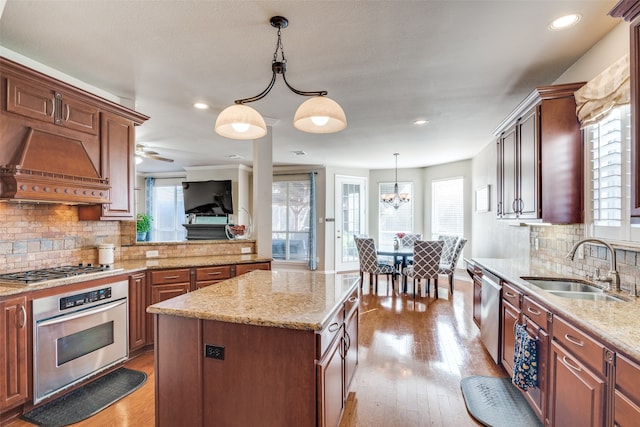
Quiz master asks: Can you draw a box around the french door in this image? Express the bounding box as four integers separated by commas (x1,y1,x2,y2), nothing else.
335,175,367,272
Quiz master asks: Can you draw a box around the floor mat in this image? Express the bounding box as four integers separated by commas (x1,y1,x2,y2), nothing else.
460,376,542,427
21,367,147,427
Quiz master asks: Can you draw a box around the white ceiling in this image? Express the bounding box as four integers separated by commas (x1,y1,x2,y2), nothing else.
0,1,621,174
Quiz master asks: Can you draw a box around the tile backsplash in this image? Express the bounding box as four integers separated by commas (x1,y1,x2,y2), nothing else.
0,203,255,274
530,224,639,292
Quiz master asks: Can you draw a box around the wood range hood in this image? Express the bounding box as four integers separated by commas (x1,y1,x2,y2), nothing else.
0,128,111,204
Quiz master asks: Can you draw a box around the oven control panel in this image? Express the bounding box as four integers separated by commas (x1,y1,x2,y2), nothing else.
59,287,112,310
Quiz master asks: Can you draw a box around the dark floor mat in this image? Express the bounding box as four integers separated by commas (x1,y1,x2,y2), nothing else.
460,376,542,427
21,367,147,427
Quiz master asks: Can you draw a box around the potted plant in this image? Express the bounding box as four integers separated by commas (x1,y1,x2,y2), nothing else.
136,213,152,241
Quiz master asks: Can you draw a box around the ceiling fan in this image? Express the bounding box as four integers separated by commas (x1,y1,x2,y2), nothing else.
135,144,174,163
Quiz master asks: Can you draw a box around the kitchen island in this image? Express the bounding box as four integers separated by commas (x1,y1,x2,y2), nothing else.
147,270,360,427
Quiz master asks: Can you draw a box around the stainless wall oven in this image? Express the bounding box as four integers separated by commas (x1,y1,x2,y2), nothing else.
33,280,128,403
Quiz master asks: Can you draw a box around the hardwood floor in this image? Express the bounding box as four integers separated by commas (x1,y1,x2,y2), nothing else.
9,275,504,427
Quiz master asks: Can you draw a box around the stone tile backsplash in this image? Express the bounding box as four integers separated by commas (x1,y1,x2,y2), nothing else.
0,203,254,274
530,224,640,292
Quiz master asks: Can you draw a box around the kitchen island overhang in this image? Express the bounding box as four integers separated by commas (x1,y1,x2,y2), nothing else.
148,270,360,427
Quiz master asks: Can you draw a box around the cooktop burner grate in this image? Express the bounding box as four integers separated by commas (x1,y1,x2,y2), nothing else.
0,265,110,284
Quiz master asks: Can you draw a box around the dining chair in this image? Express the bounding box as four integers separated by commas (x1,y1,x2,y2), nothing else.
354,237,397,293
438,237,467,293
400,233,422,248
402,240,444,298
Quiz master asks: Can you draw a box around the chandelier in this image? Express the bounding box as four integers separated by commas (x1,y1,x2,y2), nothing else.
215,16,347,140
381,153,410,209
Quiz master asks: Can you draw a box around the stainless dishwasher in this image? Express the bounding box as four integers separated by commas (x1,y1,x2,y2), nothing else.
480,269,502,363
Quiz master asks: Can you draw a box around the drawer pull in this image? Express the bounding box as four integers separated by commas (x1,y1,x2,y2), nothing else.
64,104,70,121
18,304,27,329
163,275,181,280
504,291,517,298
49,98,55,117
328,322,340,333
207,272,222,276
562,355,582,372
564,334,585,347
527,307,541,316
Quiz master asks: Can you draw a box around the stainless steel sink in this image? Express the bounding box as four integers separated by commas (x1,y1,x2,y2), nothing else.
522,278,603,293
521,277,626,302
547,291,626,302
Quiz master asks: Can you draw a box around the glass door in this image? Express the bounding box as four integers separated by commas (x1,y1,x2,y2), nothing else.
335,175,367,272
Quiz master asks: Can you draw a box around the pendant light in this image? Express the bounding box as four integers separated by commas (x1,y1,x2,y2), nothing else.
215,16,347,140
381,153,410,209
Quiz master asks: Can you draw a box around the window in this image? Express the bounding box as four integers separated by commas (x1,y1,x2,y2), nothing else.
378,182,413,247
272,178,311,261
586,104,637,241
150,180,186,242
431,177,464,239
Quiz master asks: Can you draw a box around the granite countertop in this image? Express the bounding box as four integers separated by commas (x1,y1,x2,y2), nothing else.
471,258,640,361
147,270,360,331
0,254,272,297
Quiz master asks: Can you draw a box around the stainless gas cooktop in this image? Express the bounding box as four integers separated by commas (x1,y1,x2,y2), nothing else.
0,265,115,285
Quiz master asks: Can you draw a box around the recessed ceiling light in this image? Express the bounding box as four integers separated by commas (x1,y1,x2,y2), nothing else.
227,154,244,160
193,103,209,110
413,119,429,126
291,150,307,156
549,14,581,31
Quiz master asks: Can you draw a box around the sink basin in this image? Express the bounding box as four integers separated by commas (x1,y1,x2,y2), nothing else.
547,291,626,302
521,277,626,302
522,278,603,293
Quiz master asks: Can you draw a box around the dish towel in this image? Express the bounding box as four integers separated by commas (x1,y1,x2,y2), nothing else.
512,323,538,391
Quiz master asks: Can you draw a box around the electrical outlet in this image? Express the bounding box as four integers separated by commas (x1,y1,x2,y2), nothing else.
241,247,251,254
205,344,225,360
146,250,159,258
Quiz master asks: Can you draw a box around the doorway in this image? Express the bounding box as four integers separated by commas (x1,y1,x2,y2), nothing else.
335,175,367,272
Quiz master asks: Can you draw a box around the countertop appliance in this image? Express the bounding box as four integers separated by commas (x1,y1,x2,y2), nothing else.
32,279,128,403
480,269,502,363
0,264,117,285
98,244,116,267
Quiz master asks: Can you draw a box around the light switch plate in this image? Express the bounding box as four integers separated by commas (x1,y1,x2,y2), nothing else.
241,247,251,254
146,250,159,258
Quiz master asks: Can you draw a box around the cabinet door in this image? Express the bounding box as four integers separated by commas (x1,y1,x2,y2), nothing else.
128,273,147,352
6,76,55,123
522,323,548,424
615,353,640,427
317,330,344,427
61,94,99,135
548,341,605,427
500,300,519,377
0,296,29,411
148,282,190,346
500,125,518,217
100,112,135,218
344,306,358,393
517,108,540,218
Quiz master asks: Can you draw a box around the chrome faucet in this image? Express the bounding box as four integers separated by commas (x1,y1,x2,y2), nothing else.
566,238,620,292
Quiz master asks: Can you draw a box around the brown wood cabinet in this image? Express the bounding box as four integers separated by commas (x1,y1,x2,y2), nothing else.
500,282,521,377
610,2,640,220
495,83,585,223
614,353,640,427
0,295,29,412
6,73,99,135
548,315,611,427
128,272,147,353
195,265,232,289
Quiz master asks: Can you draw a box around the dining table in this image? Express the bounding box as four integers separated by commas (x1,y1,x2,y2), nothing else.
377,246,414,291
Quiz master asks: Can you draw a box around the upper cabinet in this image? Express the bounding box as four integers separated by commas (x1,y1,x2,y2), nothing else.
1,57,148,215
610,1,640,221
495,83,585,224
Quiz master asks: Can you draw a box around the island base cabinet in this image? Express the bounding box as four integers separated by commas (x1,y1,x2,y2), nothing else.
548,341,606,427
317,327,344,427
0,296,29,412
155,315,318,427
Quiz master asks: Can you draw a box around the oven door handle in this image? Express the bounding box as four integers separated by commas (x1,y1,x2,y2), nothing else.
37,299,126,327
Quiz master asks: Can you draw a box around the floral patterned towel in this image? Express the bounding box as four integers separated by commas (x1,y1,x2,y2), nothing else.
512,323,538,391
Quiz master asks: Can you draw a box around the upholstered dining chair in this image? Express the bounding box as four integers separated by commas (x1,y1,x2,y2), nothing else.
402,240,444,298
438,237,467,293
354,237,397,293
400,233,422,248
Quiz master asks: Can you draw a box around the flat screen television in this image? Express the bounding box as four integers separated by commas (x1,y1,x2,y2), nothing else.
182,180,233,215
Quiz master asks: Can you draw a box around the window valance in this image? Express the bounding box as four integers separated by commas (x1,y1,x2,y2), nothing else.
574,54,630,128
